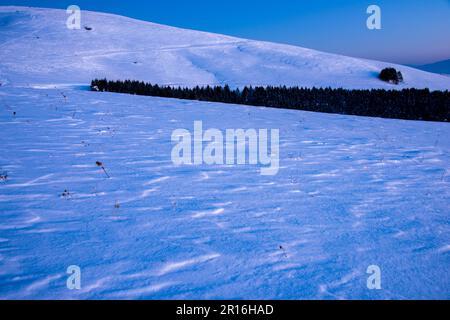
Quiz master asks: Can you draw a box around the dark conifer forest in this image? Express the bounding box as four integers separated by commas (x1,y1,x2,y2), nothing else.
91,79,450,122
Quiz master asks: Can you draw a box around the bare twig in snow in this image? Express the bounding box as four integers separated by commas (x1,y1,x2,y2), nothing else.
96,161,110,178
0,171,8,181
279,245,288,258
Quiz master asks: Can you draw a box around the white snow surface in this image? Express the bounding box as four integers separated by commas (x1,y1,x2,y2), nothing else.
0,6,449,90
0,6,449,300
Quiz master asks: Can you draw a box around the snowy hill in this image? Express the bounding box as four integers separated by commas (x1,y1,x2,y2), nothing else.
0,6,449,300
0,6,449,90
413,59,450,76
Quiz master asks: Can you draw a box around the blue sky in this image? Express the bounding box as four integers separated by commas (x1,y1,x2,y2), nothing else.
1,0,449,64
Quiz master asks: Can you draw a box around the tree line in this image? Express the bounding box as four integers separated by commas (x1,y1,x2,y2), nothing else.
91,79,450,122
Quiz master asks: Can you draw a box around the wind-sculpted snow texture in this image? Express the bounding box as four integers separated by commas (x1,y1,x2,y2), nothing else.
0,6,449,299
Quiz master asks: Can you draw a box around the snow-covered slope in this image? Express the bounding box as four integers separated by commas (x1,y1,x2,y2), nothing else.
0,6,449,90
0,86,449,299
0,6,449,300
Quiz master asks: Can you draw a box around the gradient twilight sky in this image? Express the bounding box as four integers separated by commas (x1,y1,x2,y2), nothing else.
1,0,449,64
